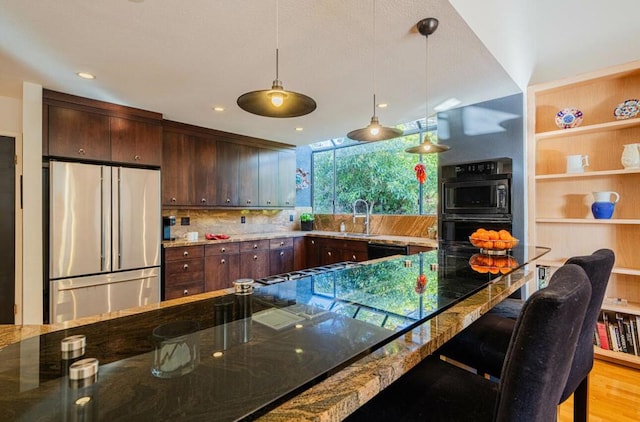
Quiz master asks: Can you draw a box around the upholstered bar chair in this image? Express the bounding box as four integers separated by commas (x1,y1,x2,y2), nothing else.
345,263,592,422
437,248,614,421
347,264,591,422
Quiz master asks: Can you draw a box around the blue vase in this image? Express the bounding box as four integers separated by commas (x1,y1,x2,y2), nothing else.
591,201,615,219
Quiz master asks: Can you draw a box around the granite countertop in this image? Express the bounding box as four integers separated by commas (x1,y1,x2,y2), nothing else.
162,230,438,249
0,244,549,421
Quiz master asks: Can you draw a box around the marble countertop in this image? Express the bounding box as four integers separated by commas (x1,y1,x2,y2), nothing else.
162,230,438,249
0,245,549,421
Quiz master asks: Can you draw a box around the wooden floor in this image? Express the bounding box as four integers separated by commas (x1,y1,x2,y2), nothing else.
558,360,640,421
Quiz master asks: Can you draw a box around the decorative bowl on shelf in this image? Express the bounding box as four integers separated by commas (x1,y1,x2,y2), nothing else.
614,99,639,120
469,253,519,274
555,107,584,129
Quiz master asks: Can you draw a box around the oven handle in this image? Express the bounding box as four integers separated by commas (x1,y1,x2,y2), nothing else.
497,184,507,209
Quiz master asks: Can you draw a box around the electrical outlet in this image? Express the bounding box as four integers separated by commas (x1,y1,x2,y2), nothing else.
289,214,294,222
241,216,246,224
181,217,190,226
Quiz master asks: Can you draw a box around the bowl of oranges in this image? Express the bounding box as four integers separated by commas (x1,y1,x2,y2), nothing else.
469,253,519,274
469,228,519,255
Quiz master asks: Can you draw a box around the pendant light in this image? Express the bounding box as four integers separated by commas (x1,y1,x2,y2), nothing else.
237,0,316,118
347,0,403,142
405,17,450,154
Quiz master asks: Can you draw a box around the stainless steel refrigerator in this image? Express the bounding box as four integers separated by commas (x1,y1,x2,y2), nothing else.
49,161,161,323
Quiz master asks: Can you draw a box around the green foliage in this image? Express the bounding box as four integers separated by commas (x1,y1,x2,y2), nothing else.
312,132,439,215
300,212,314,222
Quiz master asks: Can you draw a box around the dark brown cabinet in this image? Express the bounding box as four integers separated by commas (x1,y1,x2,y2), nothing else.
216,141,240,206
205,243,240,291
305,237,321,268
163,245,205,300
239,240,270,280
48,106,111,161
317,238,368,265
269,237,294,275
293,237,307,271
162,130,216,207
44,90,163,164
162,131,196,206
110,116,162,166
238,144,259,207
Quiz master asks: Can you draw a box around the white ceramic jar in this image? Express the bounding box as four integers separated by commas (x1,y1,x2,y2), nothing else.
621,143,640,169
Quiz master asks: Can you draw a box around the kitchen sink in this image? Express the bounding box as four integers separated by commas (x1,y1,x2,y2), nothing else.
345,233,378,238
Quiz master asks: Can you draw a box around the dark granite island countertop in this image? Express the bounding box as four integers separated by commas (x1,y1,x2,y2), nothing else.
0,243,549,421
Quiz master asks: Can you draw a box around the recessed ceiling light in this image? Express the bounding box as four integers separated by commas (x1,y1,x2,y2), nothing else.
434,97,462,112
377,103,388,108
295,127,304,131
213,106,225,112
76,72,95,80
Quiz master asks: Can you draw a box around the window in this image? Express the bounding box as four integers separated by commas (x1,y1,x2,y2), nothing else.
311,122,439,215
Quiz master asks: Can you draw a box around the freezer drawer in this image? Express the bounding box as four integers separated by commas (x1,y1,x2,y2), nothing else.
50,268,159,323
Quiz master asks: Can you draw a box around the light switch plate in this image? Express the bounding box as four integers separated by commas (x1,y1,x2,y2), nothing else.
181,217,190,225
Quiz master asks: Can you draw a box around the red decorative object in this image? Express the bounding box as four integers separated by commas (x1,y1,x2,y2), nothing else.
414,163,427,184
415,273,427,294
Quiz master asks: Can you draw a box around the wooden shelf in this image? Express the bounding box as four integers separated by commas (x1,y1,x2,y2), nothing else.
536,218,640,225
536,260,640,276
594,346,640,369
536,168,640,180
535,118,640,141
601,300,640,315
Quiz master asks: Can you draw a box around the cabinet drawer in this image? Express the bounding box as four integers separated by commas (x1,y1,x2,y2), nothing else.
240,240,270,252
269,237,294,249
205,242,240,256
164,258,204,284
164,246,204,261
165,280,204,300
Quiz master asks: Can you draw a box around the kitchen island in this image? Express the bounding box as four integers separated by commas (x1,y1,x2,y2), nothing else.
0,243,549,421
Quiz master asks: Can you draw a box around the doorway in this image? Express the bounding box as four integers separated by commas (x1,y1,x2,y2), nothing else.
0,135,16,323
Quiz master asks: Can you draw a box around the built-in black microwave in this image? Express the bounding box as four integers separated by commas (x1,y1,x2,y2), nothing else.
441,158,512,218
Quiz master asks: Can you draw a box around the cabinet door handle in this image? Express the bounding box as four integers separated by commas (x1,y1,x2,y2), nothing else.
183,289,189,296
225,198,231,204
253,244,258,249
171,197,177,203
78,148,86,155
246,199,252,204
327,251,332,256
311,240,315,245
267,200,271,205
285,201,290,205
253,255,258,260
220,259,226,264
280,251,284,257
221,247,226,253
183,251,189,257
352,255,357,261
280,241,285,246
201,198,207,203
134,155,141,161
183,264,189,270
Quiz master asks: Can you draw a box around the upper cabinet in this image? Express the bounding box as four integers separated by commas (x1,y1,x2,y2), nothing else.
43,89,162,166
278,150,296,207
528,60,640,368
163,120,295,209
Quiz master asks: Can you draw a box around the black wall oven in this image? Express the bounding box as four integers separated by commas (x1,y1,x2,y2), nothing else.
440,158,513,242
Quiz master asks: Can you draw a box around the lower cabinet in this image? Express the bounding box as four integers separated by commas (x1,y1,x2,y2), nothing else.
304,237,321,268
269,237,294,275
163,245,205,300
204,243,240,291
239,240,270,280
317,238,368,265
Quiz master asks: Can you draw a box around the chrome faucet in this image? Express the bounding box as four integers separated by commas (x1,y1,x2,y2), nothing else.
353,199,370,235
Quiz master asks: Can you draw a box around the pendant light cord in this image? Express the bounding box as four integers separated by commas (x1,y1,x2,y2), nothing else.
424,26,429,131
275,0,279,81
372,0,377,116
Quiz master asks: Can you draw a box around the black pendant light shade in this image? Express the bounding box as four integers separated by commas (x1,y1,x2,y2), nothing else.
405,17,451,154
237,1,316,118
347,95,403,142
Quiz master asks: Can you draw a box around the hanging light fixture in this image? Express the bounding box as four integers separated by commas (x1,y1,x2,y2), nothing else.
237,0,316,118
405,17,450,154
347,0,403,142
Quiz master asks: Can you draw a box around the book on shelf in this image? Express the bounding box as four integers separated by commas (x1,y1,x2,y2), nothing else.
594,310,640,356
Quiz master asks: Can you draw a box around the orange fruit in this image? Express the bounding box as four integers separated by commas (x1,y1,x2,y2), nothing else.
494,240,506,249
487,230,499,240
498,230,511,240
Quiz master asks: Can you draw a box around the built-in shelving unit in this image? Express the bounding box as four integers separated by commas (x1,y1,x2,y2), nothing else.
527,60,640,368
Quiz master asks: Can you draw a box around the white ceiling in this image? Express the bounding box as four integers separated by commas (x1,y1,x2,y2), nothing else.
1,1,638,146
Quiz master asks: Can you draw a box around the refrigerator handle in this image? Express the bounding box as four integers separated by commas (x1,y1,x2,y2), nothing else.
101,167,106,271
117,168,122,270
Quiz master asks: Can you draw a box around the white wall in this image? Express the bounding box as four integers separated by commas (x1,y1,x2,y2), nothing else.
21,83,43,324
